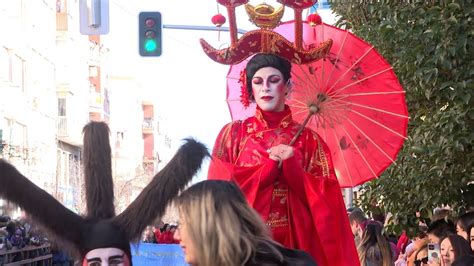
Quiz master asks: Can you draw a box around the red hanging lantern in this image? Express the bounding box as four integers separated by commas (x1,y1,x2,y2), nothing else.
307,13,322,26
307,13,322,40
212,13,226,41
211,13,226,27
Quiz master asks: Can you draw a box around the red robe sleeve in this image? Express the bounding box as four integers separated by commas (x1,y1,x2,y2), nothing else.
208,122,278,206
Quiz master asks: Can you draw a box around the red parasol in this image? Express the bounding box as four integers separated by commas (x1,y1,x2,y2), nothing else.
226,21,409,188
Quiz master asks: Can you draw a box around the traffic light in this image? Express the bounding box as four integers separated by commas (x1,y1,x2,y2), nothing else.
139,12,162,57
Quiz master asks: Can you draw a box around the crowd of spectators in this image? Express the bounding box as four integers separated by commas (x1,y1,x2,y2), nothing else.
0,215,52,264
4,193,473,266
142,222,179,244
347,207,474,266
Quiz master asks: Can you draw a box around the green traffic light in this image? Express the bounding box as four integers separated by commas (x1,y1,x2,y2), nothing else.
139,12,161,56
144,39,157,52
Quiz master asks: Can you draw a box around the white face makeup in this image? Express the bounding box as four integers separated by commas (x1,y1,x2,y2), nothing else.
174,216,197,266
84,247,129,266
251,67,288,112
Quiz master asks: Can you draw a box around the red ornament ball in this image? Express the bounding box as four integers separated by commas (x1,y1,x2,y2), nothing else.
211,14,226,27
307,13,322,26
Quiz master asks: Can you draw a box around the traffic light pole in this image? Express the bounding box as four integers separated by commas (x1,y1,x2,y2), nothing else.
139,21,247,57
162,24,247,35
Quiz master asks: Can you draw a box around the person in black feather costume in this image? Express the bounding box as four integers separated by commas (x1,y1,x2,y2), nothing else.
0,121,208,265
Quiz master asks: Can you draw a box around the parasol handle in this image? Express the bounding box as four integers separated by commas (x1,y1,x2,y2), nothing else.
289,111,313,146
278,105,318,168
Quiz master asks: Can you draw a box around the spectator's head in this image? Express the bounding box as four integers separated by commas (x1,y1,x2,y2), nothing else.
456,212,474,241
5,221,16,236
174,180,281,266
0,215,10,228
372,212,386,225
357,221,393,266
418,224,428,235
347,206,361,214
162,223,170,232
416,231,428,241
349,209,368,237
468,223,474,251
427,218,455,244
440,234,473,266
82,221,132,266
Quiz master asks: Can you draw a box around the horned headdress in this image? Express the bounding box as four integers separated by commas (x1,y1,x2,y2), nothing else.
0,121,209,264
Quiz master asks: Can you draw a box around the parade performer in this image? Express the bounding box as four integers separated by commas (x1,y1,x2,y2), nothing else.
0,122,208,265
201,1,358,265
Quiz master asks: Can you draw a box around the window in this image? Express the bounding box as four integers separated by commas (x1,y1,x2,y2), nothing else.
58,98,66,116
0,129,3,155
10,54,26,92
0,47,8,82
56,0,67,13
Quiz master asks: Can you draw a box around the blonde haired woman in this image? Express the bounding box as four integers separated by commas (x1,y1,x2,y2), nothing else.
358,221,394,266
173,180,316,266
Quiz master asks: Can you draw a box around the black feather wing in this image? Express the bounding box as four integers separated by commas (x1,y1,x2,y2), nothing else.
113,138,209,240
83,122,115,219
0,160,85,247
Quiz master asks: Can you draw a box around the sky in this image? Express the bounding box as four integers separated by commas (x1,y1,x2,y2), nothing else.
102,0,336,181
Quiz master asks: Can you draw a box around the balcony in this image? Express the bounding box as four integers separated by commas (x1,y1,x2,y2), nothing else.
57,116,68,137
56,84,73,96
56,12,68,31
89,91,102,112
56,117,83,146
142,118,154,134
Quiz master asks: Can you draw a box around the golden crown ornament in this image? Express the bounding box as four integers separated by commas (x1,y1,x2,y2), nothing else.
200,0,332,65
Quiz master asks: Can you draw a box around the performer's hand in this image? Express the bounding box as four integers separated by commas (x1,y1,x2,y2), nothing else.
267,144,294,162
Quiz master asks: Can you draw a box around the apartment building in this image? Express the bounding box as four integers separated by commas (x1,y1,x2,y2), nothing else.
0,0,157,215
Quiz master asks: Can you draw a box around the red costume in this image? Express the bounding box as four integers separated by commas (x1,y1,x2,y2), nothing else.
158,231,175,244
209,106,359,266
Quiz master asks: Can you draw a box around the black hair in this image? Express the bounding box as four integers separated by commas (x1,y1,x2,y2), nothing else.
245,53,291,101
349,209,368,224
457,211,474,231
347,207,362,213
452,255,474,266
427,218,455,238
82,220,131,261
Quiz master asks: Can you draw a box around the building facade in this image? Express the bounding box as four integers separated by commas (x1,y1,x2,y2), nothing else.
0,0,156,216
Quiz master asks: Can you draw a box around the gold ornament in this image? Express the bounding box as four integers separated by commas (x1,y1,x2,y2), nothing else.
245,3,284,29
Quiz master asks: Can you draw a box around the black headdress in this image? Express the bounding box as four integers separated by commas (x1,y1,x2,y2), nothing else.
0,121,208,263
